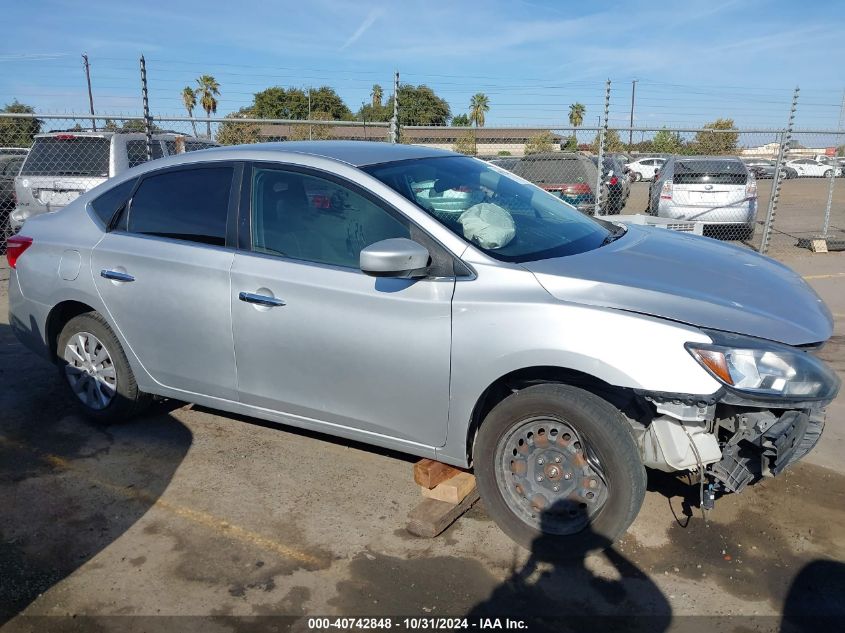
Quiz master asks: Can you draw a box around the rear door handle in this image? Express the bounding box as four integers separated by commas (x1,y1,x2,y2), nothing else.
239,292,285,307
100,269,135,282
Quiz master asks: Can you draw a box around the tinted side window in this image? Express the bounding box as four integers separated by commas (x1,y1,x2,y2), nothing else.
127,140,164,168
90,178,137,227
251,167,409,269
128,166,232,246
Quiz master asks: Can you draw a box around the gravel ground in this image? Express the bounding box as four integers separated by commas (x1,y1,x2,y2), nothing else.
1,247,844,633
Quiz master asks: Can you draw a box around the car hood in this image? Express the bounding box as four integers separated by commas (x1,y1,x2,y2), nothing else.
523,225,833,346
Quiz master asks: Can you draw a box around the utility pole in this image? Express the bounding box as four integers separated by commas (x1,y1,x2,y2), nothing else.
307,87,312,140
361,102,368,140
82,53,96,131
628,79,637,150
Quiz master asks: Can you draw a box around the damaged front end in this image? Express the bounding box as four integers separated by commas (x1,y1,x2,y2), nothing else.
630,330,839,500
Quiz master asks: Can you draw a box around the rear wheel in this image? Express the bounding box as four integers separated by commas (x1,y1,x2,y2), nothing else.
58,312,150,423
824,169,833,178
474,384,646,556
632,172,641,182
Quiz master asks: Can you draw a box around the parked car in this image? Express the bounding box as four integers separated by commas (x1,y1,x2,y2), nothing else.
1,154,24,211
784,158,841,178
648,156,757,240
8,142,838,553
10,131,218,229
511,152,602,214
589,154,630,214
625,157,666,181
743,158,776,179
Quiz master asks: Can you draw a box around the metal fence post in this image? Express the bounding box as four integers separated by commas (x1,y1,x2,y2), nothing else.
390,70,399,144
760,87,799,255
139,55,153,161
594,79,611,216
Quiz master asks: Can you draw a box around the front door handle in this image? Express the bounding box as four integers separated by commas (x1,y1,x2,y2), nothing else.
100,269,135,282
239,292,285,308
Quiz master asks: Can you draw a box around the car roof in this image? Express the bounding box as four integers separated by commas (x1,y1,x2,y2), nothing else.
516,152,587,161
33,131,213,141
193,140,457,167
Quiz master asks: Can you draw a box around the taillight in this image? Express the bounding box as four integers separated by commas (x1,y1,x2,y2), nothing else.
609,176,619,186
54,134,76,140
660,180,673,200
746,178,758,200
6,235,33,269
561,183,592,195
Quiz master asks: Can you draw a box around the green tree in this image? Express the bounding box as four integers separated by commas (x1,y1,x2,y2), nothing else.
384,84,451,126
652,128,682,154
216,108,261,145
117,119,162,133
469,93,490,128
0,100,41,147
561,135,577,151
371,84,383,108
253,86,351,121
590,129,624,153
524,131,556,155
453,130,477,155
451,113,470,126
196,75,220,139
694,118,739,155
569,102,585,142
181,86,199,137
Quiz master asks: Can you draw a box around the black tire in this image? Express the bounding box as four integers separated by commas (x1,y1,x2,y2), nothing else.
473,384,646,557
632,171,641,182
57,312,151,423
824,169,833,178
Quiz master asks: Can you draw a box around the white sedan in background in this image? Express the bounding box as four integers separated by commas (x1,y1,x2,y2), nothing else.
625,157,666,181
784,158,841,178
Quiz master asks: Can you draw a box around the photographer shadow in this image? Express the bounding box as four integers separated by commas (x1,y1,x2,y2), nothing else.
467,499,671,633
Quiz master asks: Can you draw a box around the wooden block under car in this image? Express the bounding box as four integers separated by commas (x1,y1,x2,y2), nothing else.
406,488,480,538
413,458,464,489
421,472,477,504
810,239,829,253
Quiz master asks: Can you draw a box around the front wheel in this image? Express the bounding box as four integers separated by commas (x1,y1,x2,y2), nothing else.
824,169,833,178
632,171,641,182
473,384,646,556
57,312,151,423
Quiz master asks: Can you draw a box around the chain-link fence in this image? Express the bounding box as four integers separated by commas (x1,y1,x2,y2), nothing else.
1,112,843,260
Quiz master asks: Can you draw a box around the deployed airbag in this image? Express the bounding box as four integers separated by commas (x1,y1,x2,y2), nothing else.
459,203,515,249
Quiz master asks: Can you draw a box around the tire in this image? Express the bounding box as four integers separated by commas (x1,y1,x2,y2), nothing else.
632,171,641,182
824,169,833,178
473,384,646,557
57,312,151,424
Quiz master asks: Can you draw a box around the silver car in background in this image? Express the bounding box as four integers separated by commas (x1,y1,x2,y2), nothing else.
10,131,218,229
7,142,838,554
648,156,757,240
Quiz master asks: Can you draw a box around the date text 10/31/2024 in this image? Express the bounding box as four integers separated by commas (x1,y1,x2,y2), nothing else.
307,618,528,630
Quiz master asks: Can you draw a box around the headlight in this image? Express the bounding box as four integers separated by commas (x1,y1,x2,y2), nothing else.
686,334,839,400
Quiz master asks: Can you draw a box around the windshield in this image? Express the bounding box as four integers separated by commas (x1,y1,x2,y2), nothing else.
364,156,612,262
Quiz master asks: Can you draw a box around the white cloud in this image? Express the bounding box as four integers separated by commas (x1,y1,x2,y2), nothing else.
340,7,384,50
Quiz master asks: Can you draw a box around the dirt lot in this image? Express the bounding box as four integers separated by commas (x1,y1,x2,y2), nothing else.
1,247,844,632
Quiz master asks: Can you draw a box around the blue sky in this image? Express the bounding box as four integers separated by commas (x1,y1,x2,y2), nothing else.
1,0,844,130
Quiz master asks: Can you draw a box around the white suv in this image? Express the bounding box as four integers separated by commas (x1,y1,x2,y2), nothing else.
10,131,217,229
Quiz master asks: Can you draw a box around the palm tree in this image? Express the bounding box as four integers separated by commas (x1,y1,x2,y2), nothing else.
371,84,383,108
195,75,220,139
469,93,490,128
181,86,198,137
569,102,586,143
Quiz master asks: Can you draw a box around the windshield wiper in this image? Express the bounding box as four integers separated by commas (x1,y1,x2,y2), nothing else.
600,224,627,246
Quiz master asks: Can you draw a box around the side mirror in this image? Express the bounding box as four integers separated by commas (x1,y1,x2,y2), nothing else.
360,238,430,279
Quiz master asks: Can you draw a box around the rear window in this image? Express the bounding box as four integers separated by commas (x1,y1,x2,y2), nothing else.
127,166,232,246
127,140,164,168
20,136,110,177
673,160,747,185
512,157,596,184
